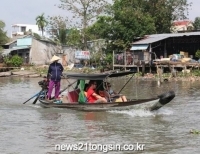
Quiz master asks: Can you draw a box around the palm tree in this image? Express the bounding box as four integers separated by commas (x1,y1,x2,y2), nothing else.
36,13,48,36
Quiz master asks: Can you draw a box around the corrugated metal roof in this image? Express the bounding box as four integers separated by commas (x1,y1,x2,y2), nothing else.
5,40,17,45
5,35,29,45
133,32,200,45
2,49,12,55
2,46,30,55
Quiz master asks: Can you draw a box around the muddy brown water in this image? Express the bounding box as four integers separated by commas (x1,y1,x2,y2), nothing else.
0,76,200,154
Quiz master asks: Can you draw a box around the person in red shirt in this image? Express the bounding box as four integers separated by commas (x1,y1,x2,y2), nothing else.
86,80,107,103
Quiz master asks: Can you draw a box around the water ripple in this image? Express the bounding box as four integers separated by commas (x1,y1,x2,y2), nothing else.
0,77,200,154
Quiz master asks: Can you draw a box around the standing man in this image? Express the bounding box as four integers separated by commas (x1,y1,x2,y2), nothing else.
47,55,64,100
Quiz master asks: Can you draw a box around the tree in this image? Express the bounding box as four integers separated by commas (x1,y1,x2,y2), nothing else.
0,20,8,52
144,0,192,33
36,13,48,36
87,0,192,51
193,17,200,30
57,0,110,49
47,16,68,45
48,16,82,46
87,0,156,51
87,16,113,40
0,21,8,45
66,28,82,47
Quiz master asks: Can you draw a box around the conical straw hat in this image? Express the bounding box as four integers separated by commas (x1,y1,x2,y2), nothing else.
50,55,61,63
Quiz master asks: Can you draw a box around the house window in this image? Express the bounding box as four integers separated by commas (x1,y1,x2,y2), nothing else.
21,27,26,32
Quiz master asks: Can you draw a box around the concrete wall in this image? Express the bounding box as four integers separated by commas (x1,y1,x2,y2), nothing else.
30,39,77,65
62,46,76,64
30,39,54,65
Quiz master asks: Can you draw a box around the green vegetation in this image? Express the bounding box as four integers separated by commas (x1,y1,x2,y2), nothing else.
190,129,200,134
104,53,112,65
195,49,200,59
66,28,82,47
31,0,195,71
57,0,109,49
33,66,48,75
33,33,41,39
87,0,191,51
134,72,143,77
47,16,68,45
3,55,23,67
36,0,191,65
191,70,200,76
0,46,3,52
193,17,200,30
0,20,8,50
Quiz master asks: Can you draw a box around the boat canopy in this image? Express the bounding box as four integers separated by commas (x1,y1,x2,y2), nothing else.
63,71,135,80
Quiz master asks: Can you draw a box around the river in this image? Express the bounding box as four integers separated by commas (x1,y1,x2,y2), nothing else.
0,76,200,154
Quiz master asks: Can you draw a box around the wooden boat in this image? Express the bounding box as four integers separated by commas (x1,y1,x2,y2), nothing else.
38,71,175,111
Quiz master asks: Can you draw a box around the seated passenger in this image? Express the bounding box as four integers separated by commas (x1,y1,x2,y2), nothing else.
84,83,89,101
104,82,127,102
98,89,110,102
86,80,107,103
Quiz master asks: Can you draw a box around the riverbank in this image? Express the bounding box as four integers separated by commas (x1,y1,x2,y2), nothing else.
0,65,100,78
1,65,200,82
0,65,46,77
0,70,41,77
0,65,47,77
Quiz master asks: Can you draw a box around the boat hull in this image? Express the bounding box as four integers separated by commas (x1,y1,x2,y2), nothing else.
39,91,175,111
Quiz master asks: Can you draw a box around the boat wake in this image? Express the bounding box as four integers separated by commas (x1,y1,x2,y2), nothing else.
108,107,173,117
155,107,173,115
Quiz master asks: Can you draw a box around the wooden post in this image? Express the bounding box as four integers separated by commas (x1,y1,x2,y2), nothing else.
149,65,152,73
164,40,167,58
124,50,127,71
137,61,139,73
157,65,163,83
112,50,114,70
168,63,175,77
149,44,152,73
142,61,145,76
137,66,139,73
172,65,176,77
159,68,162,82
184,65,187,75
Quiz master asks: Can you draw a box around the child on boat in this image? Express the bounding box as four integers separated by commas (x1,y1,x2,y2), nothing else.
104,82,127,102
